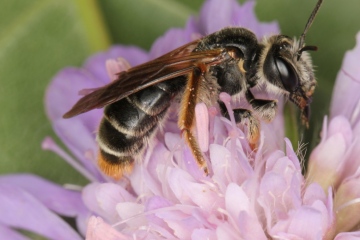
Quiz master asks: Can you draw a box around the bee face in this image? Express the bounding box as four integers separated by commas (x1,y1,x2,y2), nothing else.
261,35,316,124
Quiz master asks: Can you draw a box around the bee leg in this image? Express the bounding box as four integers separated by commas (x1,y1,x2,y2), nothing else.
245,89,278,122
219,102,260,149
178,65,209,175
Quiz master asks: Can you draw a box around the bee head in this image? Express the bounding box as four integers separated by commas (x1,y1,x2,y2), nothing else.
262,35,316,125
262,0,323,125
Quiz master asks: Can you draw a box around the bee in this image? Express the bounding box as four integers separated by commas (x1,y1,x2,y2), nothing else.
64,0,323,179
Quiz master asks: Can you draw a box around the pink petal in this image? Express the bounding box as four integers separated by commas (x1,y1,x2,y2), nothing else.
191,228,217,240
195,103,210,152
144,196,173,231
215,223,238,240
263,150,286,171
105,58,130,82
42,137,99,182
307,120,348,189
237,212,267,240
331,32,360,124
287,207,325,239
225,183,267,239
225,183,249,217
334,177,360,233
261,120,285,152
82,183,135,222
340,140,360,181
116,202,146,228
46,68,103,122
198,0,236,34
86,216,128,240
270,206,326,239
164,132,205,180
129,142,168,196
259,172,289,217
46,68,103,178
0,174,87,217
335,231,360,240
232,1,279,38
155,209,202,239
164,132,182,152
285,138,301,171
0,223,29,240
0,184,82,240
210,144,238,188
52,118,100,175
259,152,304,229
303,183,327,205
310,200,332,234
149,19,197,58
263,155,303,210
167,168,222,211
328,116,353,147
198,0,279,38
212,116,228,144
84,46,148,82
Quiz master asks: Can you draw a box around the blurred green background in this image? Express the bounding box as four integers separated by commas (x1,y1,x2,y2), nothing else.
1,0,359,185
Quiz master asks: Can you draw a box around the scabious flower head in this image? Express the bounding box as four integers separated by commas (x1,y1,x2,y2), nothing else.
307,32,360,237
1,0,360,239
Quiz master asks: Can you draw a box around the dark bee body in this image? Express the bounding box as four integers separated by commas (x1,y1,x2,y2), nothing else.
97,78,186,176
199,28,260,94
96,28,263,178
64,0,323,179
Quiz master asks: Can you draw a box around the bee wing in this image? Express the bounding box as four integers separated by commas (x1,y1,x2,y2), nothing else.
63,41,226,118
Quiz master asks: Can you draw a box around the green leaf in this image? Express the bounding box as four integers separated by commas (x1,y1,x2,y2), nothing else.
0,0,110,185
98,0,195,49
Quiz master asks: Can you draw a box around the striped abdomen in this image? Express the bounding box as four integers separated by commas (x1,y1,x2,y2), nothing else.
97,78,185,179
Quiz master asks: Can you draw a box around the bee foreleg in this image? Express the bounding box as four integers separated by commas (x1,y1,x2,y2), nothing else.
245,89,278,122
178,64,209,175
219,102,260,149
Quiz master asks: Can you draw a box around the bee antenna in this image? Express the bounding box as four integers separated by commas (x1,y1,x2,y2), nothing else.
297,0,323,60
298,45,318,58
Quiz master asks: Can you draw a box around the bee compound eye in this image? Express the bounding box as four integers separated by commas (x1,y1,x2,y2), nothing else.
275,57,299,92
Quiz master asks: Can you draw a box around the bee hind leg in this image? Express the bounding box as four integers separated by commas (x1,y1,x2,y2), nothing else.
178,64,209,175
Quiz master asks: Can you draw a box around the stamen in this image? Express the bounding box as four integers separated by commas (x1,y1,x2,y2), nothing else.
208,106,218,144
42,137,98,182
219,92,237,132
219,92,252,176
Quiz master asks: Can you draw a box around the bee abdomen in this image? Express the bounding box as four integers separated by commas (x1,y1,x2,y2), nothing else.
104,86,171,136
97,81,184,179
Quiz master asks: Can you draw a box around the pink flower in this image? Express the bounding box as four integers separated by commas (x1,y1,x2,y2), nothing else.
1,0,360,239
307,32,360,237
